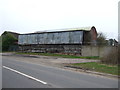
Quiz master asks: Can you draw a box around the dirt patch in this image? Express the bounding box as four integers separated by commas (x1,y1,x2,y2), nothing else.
2,53,99,67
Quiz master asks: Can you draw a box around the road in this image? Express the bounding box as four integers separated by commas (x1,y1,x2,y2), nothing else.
2,56,118,88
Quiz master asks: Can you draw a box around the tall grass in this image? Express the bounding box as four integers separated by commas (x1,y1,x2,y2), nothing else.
118,45,120,65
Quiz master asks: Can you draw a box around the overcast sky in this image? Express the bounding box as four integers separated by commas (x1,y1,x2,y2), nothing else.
0,0,119,40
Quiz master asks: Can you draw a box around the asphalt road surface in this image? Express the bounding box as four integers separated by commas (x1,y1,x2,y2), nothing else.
2,56,118,88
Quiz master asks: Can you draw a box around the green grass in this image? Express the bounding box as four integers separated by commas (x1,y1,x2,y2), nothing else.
71,62,119,75
2,51,16,53
16,52,99,59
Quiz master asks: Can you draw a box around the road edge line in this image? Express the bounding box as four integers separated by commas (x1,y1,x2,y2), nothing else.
2,66,47,85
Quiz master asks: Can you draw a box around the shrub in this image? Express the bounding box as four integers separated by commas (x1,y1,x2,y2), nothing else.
2,33,17,51
101,47,118,65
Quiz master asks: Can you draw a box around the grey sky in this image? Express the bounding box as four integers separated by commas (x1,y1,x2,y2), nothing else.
0,0,119,40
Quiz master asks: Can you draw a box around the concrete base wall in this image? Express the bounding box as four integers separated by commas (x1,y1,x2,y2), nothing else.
19,44,118,57
19,44,82,55
81,46,118,57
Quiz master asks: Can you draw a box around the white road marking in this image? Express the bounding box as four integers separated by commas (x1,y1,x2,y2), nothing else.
3,66,47,84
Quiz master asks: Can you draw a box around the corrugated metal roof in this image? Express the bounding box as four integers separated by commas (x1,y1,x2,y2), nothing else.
65,27,91,31
35,26,92,33
20,26,94,35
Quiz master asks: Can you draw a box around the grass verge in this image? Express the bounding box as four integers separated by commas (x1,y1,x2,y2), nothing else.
71,62,119,75
16,52,99,59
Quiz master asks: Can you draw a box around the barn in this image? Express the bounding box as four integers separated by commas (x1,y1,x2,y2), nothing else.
18,26,97,55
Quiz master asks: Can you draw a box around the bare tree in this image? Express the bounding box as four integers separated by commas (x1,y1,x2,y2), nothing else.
97,32,107,46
